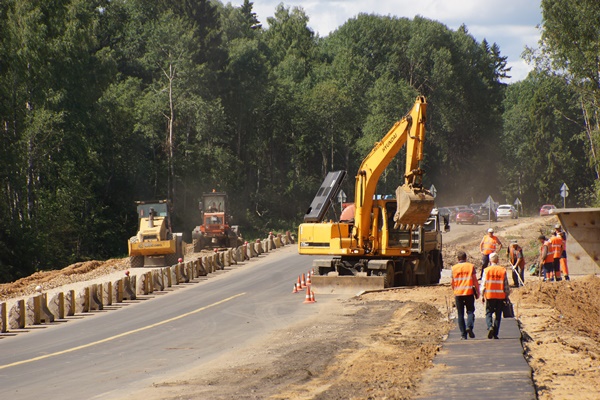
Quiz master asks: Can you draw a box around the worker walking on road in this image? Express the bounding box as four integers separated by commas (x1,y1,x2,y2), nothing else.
507,240,525,287
538,235,555,281
554,224,570,281
479,228,503,280
451,251,480,340
481,253,510,339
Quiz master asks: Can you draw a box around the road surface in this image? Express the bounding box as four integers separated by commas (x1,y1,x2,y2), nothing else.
0,246,324,399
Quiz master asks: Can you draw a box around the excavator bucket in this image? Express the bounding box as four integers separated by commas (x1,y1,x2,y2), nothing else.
394,184,435,227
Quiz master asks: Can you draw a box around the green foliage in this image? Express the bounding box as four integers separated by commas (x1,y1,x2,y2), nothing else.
0,1,595,283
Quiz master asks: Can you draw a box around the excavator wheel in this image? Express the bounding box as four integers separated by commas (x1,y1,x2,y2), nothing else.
384,262,395,288
400,264,415,286
394,185,435,227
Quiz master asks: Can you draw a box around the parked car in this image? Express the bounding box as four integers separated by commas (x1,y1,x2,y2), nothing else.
449,205,470,222
477,206,497,222
497,204,518,219
469,203,483,213
540,204,557,216
456,208,479,225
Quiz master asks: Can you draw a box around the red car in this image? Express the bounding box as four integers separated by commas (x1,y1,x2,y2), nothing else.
539,204,557,216
456,209,479,225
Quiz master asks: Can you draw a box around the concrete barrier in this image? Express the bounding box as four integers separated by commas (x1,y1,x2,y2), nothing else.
554,208,600,275
40,293,55,323
113,279,124,303
103,281,113,306
153,269,164,291
89,284,103,311
48,292,65,320
26,295,41,325
275,233,283,247
164,267,172,288
123,276,136,300
186,262,193,280
65,289,76,316
286,230,295,244
9,299,25,330
180,263,189,283
1,302,7,333
262,239,269,253
197,259,207,276
77,287,90,313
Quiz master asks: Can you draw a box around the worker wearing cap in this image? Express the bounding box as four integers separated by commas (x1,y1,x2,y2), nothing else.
538,235,555,281
554,224,570,280
481,252,510,339
479,228,503,280
507,240,525,287
451,251,480,340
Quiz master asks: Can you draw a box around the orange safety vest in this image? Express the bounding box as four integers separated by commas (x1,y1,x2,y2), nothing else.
509,245,525,268
451,262,476,296
483,265,507,300
541,241,554,264
549,235,564,258
480,235,500,255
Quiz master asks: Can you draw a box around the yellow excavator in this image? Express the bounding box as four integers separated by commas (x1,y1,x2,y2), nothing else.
298,96,446,291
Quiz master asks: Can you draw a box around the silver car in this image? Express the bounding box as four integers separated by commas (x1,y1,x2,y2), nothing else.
496,204,518,219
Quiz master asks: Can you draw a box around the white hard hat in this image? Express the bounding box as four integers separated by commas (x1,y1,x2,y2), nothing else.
489,252,498,260
487,228,494,233
554,224,561,229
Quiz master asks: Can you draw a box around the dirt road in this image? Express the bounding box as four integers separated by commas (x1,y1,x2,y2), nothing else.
2,217,599,399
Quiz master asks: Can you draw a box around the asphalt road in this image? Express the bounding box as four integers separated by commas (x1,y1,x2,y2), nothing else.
0,246,323,399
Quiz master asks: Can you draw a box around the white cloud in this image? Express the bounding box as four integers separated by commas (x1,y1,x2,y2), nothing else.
251,0,542,82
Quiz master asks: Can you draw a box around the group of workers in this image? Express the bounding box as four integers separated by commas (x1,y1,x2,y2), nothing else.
451,223,570,340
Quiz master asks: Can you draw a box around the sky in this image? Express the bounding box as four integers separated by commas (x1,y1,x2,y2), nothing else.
251,0,543,83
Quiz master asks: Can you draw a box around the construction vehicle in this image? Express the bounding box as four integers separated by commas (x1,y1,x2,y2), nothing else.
191,191,242,251
128,200,183,268
298,96,446,291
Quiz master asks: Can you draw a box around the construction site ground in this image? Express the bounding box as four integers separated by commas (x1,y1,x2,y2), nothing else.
2,217,599,399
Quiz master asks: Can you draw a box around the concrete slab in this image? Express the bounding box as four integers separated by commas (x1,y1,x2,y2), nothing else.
418,317,536,399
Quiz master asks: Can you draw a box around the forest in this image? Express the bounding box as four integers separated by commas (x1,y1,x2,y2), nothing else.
0,0,598,282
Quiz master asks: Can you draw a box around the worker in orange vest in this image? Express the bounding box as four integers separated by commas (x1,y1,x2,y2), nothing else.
548,230,564,281
554,224,570,280
481,253,510,339
479,228,503,280
451,251,480,340
538,235,555,281
507,240,525,287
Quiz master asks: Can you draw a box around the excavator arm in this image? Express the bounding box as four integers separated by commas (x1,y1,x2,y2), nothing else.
354,96,434,249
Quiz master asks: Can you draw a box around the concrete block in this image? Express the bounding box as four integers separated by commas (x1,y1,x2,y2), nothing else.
40,293,55,323
9,300,25,330
76,287,90,313
89,285,103,311
197,259,207,276
262,239,269,253
103,281,113,306
1,302,7,333
65,290,76,316
276,233,283,247
180,263,189,283
137,273,148,295
174,263,181,284
164,267,172,287
123,276,136,300
153,270,164,291
286,230,295,244
48,292,65,320
185,262,193,280
268,234,275,250
113,279,124,303
26,295,41,325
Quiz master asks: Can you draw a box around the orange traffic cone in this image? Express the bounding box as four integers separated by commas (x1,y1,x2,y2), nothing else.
310,290,316,303
306,273,312,286
303,286,313,303
301,273,306,288
297,275,302,289
292,283,298,293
